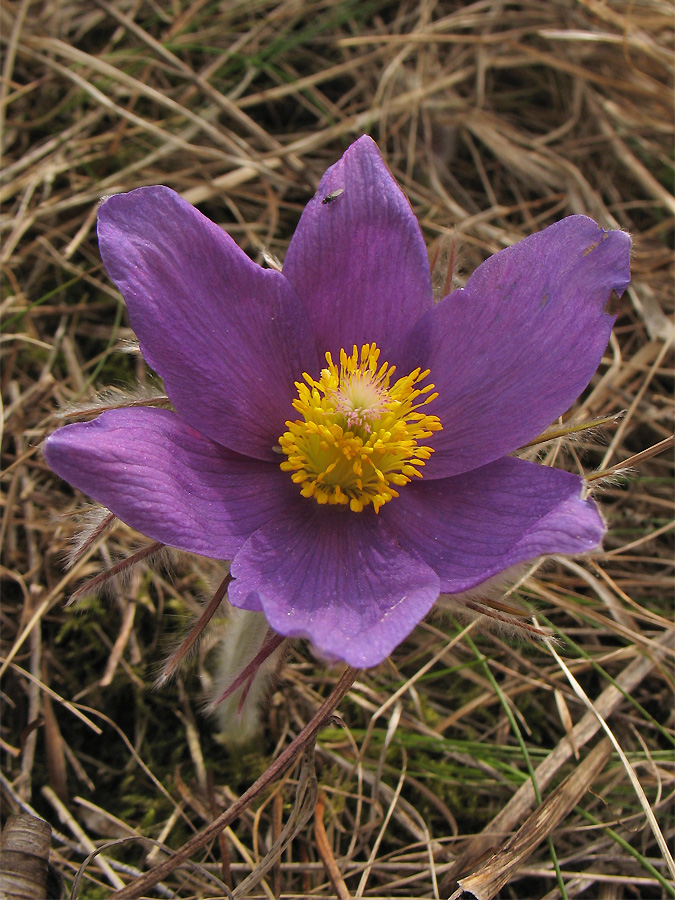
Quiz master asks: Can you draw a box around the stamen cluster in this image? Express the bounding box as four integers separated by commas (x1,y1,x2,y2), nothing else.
279,343,442,512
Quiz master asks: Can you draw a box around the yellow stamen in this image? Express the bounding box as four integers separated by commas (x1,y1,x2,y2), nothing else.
279,343,442,513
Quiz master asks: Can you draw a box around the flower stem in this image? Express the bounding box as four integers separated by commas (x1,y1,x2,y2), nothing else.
110,665,360,899
156,574,232,687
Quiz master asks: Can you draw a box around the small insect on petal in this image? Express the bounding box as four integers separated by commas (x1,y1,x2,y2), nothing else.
322,188,344,205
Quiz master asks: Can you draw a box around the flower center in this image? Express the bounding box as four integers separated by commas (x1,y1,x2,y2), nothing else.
279,343,442,513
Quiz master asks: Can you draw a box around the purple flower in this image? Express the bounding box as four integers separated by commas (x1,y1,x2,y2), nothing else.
44,136,631,668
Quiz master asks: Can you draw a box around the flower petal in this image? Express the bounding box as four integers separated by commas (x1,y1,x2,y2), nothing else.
97,186,318,461
384,457,605,592
282,136,434,359
397,217,631,477
44,408,295,559
229,504,440,668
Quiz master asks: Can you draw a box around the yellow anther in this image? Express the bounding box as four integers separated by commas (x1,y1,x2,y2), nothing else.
279,343,442,513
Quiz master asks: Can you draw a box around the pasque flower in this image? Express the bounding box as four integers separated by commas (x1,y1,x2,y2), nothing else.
45,136,631,668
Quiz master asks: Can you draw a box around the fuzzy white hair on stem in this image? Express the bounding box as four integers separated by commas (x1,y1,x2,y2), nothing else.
435,562,556,643
518,412,624,452
205,608,286,747
115,337,141,354
155,573,232,689
56,382,170,420
67,541,174,605
63,504,118,569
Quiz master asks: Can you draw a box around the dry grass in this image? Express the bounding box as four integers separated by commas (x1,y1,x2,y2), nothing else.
1,1,673,898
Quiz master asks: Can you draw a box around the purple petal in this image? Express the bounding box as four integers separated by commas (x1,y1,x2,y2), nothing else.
229,504,440,668
44,408,295,559
397,217,631,477
383,457,605,592
97,186,318,461
282,136,434,359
